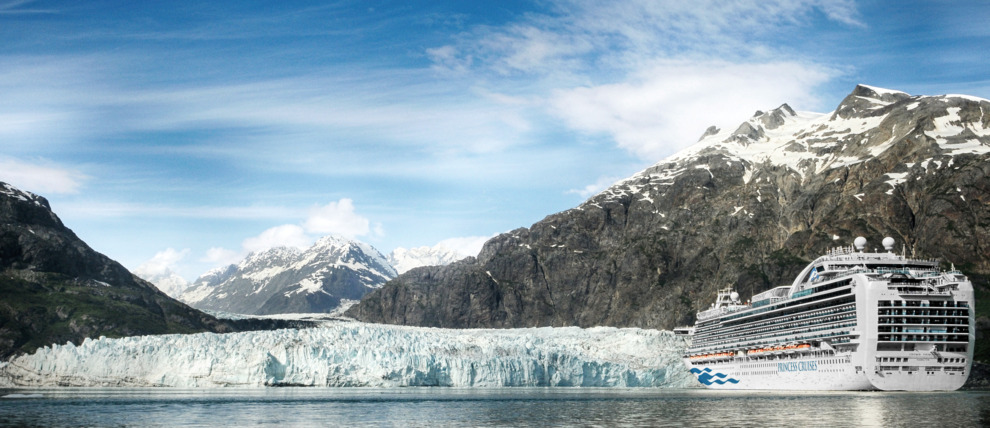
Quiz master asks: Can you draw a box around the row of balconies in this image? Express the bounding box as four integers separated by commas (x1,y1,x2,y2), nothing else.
693,315,857,347
878,300,969,308
877,309,969,316
690,326,857,354
877,334,969,343
697,301,855,339
877,318,969,325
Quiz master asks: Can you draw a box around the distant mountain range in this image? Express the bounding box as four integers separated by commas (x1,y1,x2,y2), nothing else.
179,235,397,315
347,85,990,334
387,244,466,274
136,240,469,314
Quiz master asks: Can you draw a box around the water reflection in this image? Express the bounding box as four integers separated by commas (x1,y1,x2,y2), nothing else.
1,388,988,427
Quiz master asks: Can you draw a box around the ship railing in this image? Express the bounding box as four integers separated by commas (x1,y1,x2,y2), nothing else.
895,288,952,296
697,305,749,321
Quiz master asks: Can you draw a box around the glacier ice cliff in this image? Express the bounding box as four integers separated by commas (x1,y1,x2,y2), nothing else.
0,322,694,388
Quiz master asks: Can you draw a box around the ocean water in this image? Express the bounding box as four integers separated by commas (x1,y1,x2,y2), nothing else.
2,388,989,427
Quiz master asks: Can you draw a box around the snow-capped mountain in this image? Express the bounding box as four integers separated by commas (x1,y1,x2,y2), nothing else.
388,244,465,274
349,85,990,331
134,267,189,299
181,235,397,315
595,84,990,205
0,322,693,388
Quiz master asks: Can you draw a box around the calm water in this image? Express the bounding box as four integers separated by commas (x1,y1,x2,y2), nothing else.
2,388,990,427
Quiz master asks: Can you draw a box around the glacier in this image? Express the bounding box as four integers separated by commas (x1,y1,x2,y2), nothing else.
0,322,695,388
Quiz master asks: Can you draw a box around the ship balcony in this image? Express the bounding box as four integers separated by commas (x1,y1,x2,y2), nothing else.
877,334,969,343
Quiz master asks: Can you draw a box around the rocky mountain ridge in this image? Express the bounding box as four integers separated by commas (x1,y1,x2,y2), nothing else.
181,235,396,315
347,85,990,332
0,183,232,359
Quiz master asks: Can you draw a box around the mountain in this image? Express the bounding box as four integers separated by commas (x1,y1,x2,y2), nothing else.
134,267,189,299
181,235,397,315
347,85,990,334
0,182,234,359
388,244,466,274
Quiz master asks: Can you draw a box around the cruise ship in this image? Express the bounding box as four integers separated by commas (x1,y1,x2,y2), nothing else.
682,237,975,391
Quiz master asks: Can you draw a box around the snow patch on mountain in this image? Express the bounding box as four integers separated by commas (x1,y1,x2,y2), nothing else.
0,323,694,388
388,244,467,274
0,183,46,208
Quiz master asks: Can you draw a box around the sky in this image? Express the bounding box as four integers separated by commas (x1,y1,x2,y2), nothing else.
2,0,989,282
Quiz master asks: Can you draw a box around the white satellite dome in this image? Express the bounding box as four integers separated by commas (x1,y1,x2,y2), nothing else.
730,291,740,302
882,237,895,251
854,236,867,251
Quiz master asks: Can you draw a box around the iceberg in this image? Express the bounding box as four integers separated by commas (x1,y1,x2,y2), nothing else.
0,322,694,388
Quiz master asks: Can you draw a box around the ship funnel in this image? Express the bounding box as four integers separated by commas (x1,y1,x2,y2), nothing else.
882,237,895,252
854,236,867,251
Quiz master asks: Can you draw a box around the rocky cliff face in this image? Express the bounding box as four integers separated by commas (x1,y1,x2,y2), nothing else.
181,235,396,315
348,85,990,331
0,183,233,359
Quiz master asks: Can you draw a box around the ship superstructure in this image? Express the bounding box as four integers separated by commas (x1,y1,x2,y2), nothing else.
683,237,974,391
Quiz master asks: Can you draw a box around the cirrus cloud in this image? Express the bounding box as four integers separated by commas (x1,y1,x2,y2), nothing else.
549,60,835,160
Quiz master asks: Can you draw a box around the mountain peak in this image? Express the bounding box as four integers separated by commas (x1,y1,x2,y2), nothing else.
0,182,62,229
312,234,352,250
756,104,797,130
832,84,912,120
182,235,395,315
0,183,49,210
241,246,301,268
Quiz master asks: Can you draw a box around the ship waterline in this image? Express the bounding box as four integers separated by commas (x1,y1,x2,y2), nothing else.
682,236,975,391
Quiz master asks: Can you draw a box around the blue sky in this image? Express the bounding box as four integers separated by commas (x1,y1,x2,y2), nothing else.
2,0,988,281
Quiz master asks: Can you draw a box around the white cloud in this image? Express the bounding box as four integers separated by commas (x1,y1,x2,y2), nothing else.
0,157,87,194
302,199,371,238
201,247,240,266
429,0,855,161
134,248,190,277
567,176,621,199
0,0,57,14
549,60,834,160
242,224,311,254
437,0,861,74
211,198,380,260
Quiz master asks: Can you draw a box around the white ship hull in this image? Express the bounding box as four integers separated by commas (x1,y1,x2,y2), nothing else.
684,351,970,391
682,239,975,391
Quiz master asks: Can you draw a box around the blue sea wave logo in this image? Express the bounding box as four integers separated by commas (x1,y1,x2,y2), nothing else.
689,367,740,385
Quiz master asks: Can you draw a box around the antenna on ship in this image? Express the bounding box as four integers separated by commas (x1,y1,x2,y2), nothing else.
854,236,866,253
882,237,895,253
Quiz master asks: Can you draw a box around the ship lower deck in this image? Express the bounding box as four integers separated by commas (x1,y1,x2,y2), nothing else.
684,352,969,391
